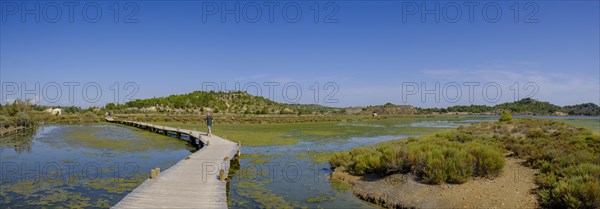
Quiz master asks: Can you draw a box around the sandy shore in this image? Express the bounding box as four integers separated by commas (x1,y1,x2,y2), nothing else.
330,157,539,209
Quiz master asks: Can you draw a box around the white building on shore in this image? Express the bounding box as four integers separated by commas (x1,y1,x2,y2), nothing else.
44,108,63,115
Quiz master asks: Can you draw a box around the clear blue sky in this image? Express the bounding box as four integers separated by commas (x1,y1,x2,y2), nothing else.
1,1,598,108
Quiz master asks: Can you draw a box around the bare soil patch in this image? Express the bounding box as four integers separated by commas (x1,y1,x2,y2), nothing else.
330,157,539,209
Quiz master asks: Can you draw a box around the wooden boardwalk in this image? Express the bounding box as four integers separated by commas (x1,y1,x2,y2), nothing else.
106,117,240,209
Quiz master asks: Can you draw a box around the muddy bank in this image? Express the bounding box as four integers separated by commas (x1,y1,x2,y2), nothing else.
330,157,539,209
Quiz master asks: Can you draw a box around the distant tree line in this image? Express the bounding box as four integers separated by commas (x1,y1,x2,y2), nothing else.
0,99,104,130
562,103,600,116
418,98,600,116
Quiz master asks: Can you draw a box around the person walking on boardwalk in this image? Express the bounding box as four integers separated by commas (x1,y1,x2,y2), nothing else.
205,113,213,137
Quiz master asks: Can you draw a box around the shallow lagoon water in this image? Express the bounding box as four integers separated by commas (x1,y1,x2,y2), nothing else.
394,119,489,128
226,117,498,208
0,124,193,208
228,134,408,209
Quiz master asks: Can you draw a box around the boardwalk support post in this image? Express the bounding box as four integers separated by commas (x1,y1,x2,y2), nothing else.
150,168,157,179
237,141,241,157
219,169,225,182
150,167,161,179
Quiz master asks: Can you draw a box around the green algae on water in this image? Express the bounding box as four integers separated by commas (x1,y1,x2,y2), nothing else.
57,125,187,152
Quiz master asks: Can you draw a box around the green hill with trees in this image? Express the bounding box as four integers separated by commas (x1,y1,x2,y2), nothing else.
563,103,600,116
105,91,336,115
346,102,417,115
418,98,599,116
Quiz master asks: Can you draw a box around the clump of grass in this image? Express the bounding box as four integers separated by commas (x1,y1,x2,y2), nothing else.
305,193,336,203
241,153,273,164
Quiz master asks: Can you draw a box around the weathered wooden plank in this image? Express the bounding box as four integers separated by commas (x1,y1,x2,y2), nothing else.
106,118,240,209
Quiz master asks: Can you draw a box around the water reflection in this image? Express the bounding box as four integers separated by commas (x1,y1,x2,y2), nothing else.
0,129,36,154
0,124,193,208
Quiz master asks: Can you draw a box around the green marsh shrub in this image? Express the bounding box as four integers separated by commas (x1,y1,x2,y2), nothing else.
329,152,351,169
421,150,447,184
445,149,475,183
545,175,600,209
330,135,505,184
499,111,512,122
469,144,504,177
380,146,403,173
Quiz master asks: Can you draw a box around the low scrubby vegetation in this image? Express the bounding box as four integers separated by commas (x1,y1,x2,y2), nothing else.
0,99,104,135
330,118,600,208
329,132,505,184
465,119,600,208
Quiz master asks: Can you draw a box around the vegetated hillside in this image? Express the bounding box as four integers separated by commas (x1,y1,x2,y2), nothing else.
563,103,600,116
329,118,600,208
105,91,336,115
418,104,494,114
418,98,600,116
494,98,561,114
345,102,418,115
